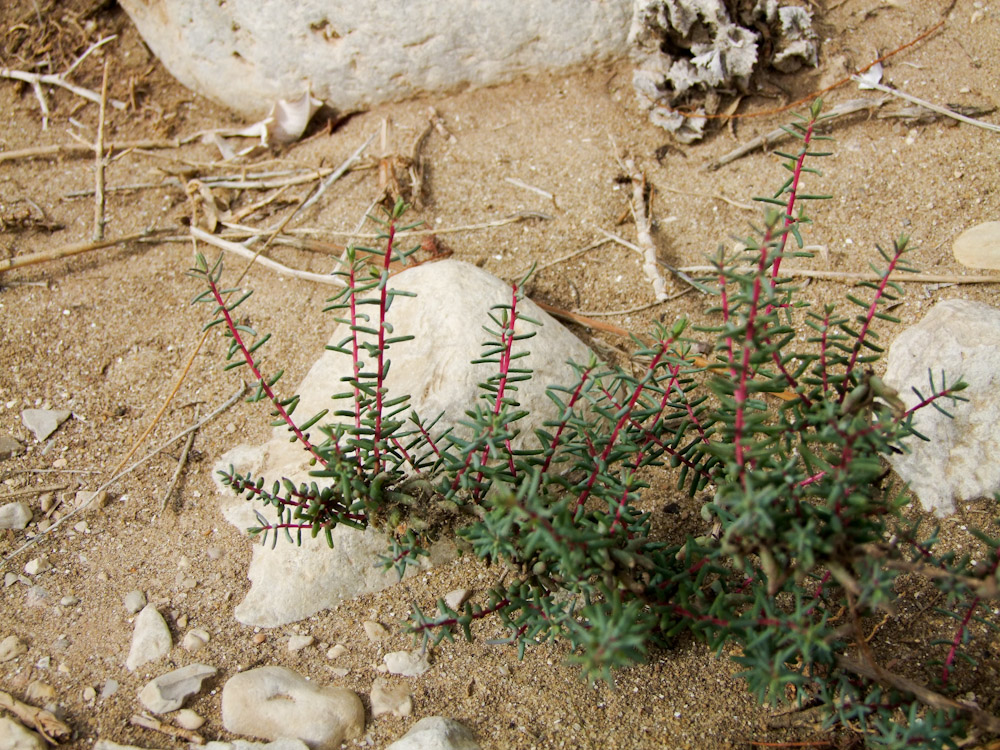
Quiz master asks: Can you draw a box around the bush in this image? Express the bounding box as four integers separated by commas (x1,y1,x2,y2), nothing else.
191,101,999,748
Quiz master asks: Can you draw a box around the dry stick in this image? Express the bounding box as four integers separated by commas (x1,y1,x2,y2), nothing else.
0,690,71,744
298,129,379,214
851,76,1000,133
0,227,174,274
0,384,247,572
512,236,614,280
92,60,110,242
707,97,889,170
673,264,1000,285
190,226,346,286
836,654,1000,734
160,405,199,511
0,139,180,164
0,484,68,501
624,158,669,301
130,713,204,745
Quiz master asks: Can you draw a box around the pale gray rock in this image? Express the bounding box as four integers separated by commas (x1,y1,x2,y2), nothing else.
23,556,51,576
0,718,46,750
181,628,210,653
953,221,1000,270
138,663,217,714
174,709,205,730
384,650,430,677
884,299,1000,516
385,717,480,750
221,666,364,750
216,260,596,627
370,677,413,718
118,0,633,119
100,679,119,699
123,590,146,614
203,741,309,750
20,409,70,442
0,502,31,530
125,605,172,672
0,436,23,461
286,635,313,652
362,621,389,642
0,634,27,662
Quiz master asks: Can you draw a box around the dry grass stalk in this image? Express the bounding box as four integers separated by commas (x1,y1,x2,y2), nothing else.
0,228,173,274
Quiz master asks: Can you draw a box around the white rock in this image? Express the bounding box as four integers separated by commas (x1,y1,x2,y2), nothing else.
100,679,119,699
326,643,347,659
0,635,27,662
181,628,211,652
173,709,205,730
0,502,31,530
221,666,364,750
202,741,309,750
24,682,55,703
385,717,480,750
384,650,431,677
73,490,107,511
0,717,46,750
118,1,632,118
953,221,1000,269
216,260,596,627
287,634,314,652
82,686,97,702
138,663,217,713
443,589,471,611
123,590,147,614
884,299,1000,516
20,409,70,442
23,556,51,576
362,621,389,642
370,677,413,718
125,605,172,672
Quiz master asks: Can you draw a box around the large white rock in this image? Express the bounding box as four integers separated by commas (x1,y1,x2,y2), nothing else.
125,605,172,672
138,663,217,713
883,299,1000,516
217,260,596,627
0,502,31,530
385,717,480,750
0,718,46,750
221,666,364,750
118,0,633,118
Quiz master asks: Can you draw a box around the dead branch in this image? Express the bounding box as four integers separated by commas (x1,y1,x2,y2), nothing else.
0,228,174,275
0,690,72,743
0,139,181,164
624,158,669,301
853,77,1000,133
674,264,1000,285
92,60,110,241
130,713,204,745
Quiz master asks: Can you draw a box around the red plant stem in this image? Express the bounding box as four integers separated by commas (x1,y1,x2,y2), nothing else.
575,338,673,511
390,437,421,474
942,597,980,684
844,244,904,381
347,261,363,461
474,283,521,489
769,117,816,286
373,221,397,474
207,279,330,467
410,598,512,632
540,363,595,475
819,310,832,394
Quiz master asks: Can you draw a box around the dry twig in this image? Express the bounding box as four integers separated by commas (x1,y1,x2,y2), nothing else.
0,228,174,275
674,265,1000,285
0,139,180,164
130,713,204,745
623,157,669,301
851,76,1000,133
92,60,110,241
0,484,68,501
160,405,199,511
0,690,72,743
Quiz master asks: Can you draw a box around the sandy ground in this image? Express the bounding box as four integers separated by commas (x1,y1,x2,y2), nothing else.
2,1,999,748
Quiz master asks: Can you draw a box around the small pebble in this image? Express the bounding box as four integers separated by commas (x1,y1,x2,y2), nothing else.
383,650,431,677
25,681,55,703
24,556,52,576
39,494,56,513
287,635,314,652
328,667,350,678
51,458,68,469
20,408,71,441
444,588,471,610
252,633,267,645
0,501,31,530
182,628,211,653
82,686,97,702
4,573,18,587
100,679,119,699
73,521,89,533
0,435,23,461
35,656,50,670
327,644,348,659
176,614,188,629
73,490,107,511
953,221,1000,269
123,590,146,614
174,709,205,730
363,621,389,642
59,596,79,607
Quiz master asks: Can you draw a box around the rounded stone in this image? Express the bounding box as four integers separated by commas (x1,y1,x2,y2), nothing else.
953,221,1000,269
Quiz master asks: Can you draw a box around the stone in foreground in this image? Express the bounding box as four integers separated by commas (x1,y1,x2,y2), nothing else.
221,666,363,750
138,663,217,713
884,298,1000,516
952,221,1000,270
385,717,480,750
125,605,172,672
216,260,596,627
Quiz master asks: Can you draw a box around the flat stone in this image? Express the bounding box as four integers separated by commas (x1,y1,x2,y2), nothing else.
370,677,413,718
123,590,147,614
0,436,23,461
221,666,364,750
385,717,480,750
0,717,46,750
174,709,205,730
216,260,597,627
0,502,31,530
181,628,210,652
287,634,314,652
125,605,172,672
0,634,28,662
884,298,1000,515
384,650,431,677
362,621,389,642
118,1,633,118
20,409,71,442
953,221,1000,269
138,663,217,713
